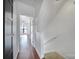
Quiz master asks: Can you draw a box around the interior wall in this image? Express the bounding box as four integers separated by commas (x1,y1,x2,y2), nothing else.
36,0,75,59
37,0,68,31
13,2,20,59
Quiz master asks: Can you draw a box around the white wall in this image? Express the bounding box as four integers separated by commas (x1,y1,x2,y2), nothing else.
37,0,68,31
13,2,20,59
36,0,75,59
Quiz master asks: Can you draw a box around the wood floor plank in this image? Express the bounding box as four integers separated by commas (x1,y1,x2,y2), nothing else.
17,35,40,59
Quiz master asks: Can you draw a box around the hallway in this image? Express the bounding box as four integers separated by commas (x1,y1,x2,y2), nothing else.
4,0,75,59
17,35,40,59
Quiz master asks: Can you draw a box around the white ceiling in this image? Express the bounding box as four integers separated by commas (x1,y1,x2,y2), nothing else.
17,0,43,7
14,0,43,17
16,1,35,17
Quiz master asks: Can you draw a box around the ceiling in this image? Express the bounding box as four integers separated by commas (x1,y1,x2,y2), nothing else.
14,0,43,17
16,0,43,7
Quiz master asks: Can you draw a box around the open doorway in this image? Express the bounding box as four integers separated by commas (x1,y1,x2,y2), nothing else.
19,15,33,49
16,15,34,59
20,15,33,44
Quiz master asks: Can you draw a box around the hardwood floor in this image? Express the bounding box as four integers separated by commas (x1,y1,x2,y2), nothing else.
17,35,40,59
